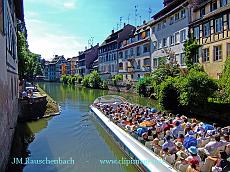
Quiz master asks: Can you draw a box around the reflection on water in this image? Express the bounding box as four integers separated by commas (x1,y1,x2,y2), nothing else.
7,83,159,172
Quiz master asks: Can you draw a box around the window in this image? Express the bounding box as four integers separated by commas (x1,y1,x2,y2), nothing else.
143,43,150,53
170,35,175,45
180,29,186,42
170,16,174,25
175,12,180,21
220,0,228,7
153,58,158,67
215,17,223,33
144,58,151,66
181,9,186,18
137,46,141,56
200,7,205,18
175,32,180,44
175,54,180,64
158,40,162,49
163,38,167,47
202,48,209,62
213,45,222,61
203,22,210,37
162,20,167,28
157,23,161,30
181,53,186,66
152,27,155,33
125,50,128,58
211,1,217,11
227,43,230,57
130,48,134,56
194,26,200,39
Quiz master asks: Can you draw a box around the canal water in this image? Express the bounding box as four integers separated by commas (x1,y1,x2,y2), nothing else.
6,82,160,172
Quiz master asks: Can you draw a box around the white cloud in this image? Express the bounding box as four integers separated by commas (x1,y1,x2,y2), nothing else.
25,17,86,60
25,0,77,10
63,2,76,9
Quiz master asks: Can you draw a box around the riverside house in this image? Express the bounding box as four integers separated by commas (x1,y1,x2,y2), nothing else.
118,22,151,81
150,0,189,71
189,0,230,79
98,24,135,79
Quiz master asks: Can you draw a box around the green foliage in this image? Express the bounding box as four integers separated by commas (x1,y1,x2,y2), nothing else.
177,69,218,107
151,63,181,85
17,27,42,79
101,80,108,90
88,71,102,88
82,75,90,87
136,77,152,97
61,74,83,85
219,58,230,102
157,77,180,109
81,71,107,89
112,74,123,86
184,38,201,69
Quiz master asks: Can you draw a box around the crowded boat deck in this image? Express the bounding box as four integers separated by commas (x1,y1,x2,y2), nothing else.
91,95,230,172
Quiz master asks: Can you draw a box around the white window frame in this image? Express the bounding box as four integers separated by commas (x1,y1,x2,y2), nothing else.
180,29,186,42
170,35,175,45
175,32,180,44
202,48,209,62
215,17,223,33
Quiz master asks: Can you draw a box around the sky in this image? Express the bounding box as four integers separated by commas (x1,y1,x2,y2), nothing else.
24,0,164,60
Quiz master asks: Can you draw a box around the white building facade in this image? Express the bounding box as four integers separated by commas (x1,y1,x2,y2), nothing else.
150,0,189,70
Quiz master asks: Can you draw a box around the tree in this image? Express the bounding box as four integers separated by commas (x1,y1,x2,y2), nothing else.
184,38,201,69
177,69,218,108
17,23,43,79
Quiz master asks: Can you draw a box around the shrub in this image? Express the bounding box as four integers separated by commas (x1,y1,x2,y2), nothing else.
112,74,123,86
82,75,90,88
60,75,68,84
88,71,102,88
136,77,152,97
101,80,108,90
177,69,218,107
157,77,180,109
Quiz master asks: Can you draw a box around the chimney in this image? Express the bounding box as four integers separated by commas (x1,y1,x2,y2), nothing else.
143,20,146,25
124,23,126,27
112,29,114,34
85,46,87,50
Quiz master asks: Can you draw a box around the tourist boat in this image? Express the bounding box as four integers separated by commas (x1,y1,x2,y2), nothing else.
90,95,177,172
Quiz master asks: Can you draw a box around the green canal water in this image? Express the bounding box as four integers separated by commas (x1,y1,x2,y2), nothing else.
6,82,160,172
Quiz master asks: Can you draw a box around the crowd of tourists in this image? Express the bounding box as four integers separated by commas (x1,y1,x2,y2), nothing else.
94,101,230,172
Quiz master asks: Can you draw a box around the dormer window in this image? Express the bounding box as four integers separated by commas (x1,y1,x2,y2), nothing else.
210,1,217,12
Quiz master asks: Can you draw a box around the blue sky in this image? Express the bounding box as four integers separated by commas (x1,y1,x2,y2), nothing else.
24,0,163,60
